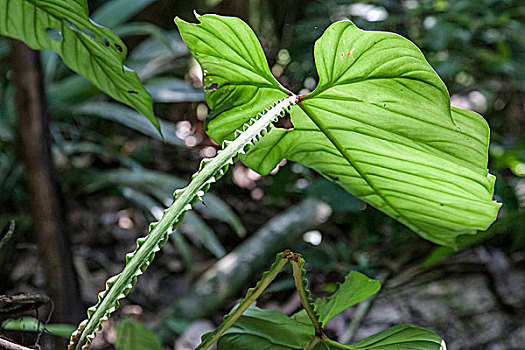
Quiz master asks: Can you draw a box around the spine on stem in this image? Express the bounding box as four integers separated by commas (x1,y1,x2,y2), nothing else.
69,94,297,350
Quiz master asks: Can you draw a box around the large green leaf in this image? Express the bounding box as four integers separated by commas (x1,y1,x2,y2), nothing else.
315,271,381,326
0,0,159,132
176,14,500,246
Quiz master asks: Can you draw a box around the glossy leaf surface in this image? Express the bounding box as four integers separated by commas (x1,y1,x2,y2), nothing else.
176,14,500,246
340,324,445,350
0,0,159,132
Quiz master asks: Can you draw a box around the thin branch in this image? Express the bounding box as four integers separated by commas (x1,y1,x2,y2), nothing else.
303,336,321,350
0,337,33,350
0,221,15,252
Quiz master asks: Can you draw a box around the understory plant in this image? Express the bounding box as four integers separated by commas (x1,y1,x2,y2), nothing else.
0,3,500,349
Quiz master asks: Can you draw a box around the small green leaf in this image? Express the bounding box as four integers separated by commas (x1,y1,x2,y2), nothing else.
73,102,183,146
91,0,156,28
315,271,381,326
332,324,445,350
114,318,161,350
218,306,313,350
0,0,160,133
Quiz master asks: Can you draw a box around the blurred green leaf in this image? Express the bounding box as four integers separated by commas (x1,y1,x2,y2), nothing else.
92,0,157,28
72,102,184,146
1,317,75,339
114,318,161,350
77,168,244,253
145,79,204,103
181,210,226,258
115,22,177,56
305,178,361,212
423,211,525,267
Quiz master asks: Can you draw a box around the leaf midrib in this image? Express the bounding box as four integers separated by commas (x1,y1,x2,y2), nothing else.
298,103,432,238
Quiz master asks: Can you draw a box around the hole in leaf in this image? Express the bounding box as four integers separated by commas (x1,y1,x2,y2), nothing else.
273,111,294,130
45,28,63,42
114,43,123,52
83,27,97,40
63,19,81,33
101,35,110,47
204,82,219,92
128,90,138,94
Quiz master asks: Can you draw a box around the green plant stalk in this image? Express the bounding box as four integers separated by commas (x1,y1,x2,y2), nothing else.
291,258,323,336
69,94,297,350
322,335,352,349
304,336,322,350
195,252,290,350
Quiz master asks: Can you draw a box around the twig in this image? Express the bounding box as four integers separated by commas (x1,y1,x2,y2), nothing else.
0,294,51,316
0,337,33,350
0,221,15,252
303,336,321,350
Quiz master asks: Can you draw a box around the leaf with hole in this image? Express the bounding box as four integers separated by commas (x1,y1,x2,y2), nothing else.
176,14,500,246
0,0,160,133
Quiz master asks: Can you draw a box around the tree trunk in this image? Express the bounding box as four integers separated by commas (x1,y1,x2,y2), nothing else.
11,41,83,330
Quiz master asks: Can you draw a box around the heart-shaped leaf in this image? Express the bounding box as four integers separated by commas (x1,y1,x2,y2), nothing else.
176,14,499,246
0,0,159,132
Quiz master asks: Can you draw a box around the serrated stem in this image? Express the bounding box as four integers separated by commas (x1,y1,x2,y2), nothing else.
195,253,289,350
70,94,297,350
291,259,323,336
